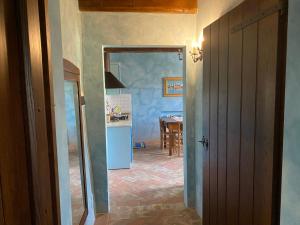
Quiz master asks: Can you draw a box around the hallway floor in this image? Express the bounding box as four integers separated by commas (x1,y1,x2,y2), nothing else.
95,144,201,225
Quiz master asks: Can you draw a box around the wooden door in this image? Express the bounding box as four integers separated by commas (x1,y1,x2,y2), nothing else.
202,1,287,225
0,0,33,224
0,182,4,225
0,0,60,224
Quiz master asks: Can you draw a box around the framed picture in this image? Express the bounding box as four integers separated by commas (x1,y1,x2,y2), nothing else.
163,77,183,97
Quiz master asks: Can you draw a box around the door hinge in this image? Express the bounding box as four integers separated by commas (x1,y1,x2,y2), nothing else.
80,96,85,106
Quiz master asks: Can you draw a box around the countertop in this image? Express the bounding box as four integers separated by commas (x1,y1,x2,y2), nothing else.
106,118,132,128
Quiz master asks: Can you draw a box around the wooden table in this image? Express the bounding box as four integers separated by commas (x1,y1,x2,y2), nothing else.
160,117,183,156
161,116,183,124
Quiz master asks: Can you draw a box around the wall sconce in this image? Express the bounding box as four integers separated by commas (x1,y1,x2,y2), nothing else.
177,49,183,61
190,46,203,63
190,37,204,63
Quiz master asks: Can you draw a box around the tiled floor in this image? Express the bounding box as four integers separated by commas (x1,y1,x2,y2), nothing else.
69,150,85,225
95,144,202,225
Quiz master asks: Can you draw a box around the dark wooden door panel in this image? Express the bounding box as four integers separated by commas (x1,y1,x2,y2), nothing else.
23,0,56,223
253,12,279,225
202,26,211,225
202,2,286,225
217,14,229,225
209,20,219,225
1,0,60,224
238,6,260,225
0,0,33,224
259,0,280,10
239,22,258,225
227,6,243,225
242,0,259,22
0,181,4,225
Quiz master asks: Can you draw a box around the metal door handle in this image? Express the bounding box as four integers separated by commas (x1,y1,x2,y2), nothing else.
198,136,209,148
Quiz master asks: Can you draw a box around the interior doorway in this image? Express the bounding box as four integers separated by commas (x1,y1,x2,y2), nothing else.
101,47,201,224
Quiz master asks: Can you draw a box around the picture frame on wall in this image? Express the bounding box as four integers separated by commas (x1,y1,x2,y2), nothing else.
163,77,183,97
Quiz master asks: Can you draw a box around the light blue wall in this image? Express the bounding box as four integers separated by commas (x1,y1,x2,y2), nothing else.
280,0,300,224
48,0,72,224
49,0,96,224
59,0,96,222
110,52,183,143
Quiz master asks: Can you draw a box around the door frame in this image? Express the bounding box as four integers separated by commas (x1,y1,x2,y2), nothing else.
0,0,61,224
101,45,190,211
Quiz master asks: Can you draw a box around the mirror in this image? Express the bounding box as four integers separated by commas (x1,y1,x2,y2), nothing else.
63,59,87,225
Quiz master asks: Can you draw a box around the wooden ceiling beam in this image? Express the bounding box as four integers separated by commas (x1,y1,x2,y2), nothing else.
79,0,198,14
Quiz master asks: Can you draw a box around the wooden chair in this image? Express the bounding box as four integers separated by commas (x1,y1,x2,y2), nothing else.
168,122,183,156
177,122,183,156
159,118,169,149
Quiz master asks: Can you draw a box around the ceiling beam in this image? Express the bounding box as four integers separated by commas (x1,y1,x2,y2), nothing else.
79,0,197,14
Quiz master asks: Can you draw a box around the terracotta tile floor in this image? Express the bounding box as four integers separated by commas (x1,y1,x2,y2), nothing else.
69,150,85,225
95,144,202,225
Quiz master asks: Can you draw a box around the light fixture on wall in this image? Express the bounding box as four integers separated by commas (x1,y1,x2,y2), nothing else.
177,49,183,61
190,35,204,63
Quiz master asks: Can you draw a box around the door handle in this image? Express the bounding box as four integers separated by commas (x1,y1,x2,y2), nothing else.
198,136,209,148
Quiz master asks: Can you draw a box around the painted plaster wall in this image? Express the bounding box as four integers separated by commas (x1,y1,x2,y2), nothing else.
110,52,183,143
280,0,300,224
59,0,82,70
194,0,244,216
81,12,197,212
53,0,96,224
48,0,72,224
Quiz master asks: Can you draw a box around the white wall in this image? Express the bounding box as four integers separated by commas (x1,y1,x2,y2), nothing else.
196,0,243,36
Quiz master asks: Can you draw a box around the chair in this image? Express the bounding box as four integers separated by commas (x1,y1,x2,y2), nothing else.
159,118,169,149
168,122,183,156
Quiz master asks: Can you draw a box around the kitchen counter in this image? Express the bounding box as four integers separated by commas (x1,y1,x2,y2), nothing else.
106,119,132,128
106,117,133,170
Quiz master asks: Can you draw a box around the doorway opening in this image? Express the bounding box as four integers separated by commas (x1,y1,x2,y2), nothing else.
102,46,201,224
